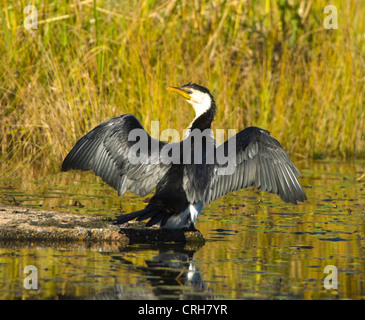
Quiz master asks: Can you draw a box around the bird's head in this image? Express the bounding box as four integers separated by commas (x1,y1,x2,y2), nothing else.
168,82,215,119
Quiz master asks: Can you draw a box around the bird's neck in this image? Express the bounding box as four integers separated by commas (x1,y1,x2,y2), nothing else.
187,100,216,133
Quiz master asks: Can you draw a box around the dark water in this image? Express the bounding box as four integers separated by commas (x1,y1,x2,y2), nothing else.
0,160,364,299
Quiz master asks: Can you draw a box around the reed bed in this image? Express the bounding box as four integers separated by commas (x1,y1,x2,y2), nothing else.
1,0,364,177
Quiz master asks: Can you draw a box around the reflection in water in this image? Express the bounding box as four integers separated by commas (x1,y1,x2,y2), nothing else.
81,243,215,300
137,243,213,300
0,241,213,300
0,160,364,299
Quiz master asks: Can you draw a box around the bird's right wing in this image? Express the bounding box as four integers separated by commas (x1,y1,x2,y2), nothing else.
205,126,307,204
61,114,172,197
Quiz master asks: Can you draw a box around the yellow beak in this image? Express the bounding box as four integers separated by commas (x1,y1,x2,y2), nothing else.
167,86,192,100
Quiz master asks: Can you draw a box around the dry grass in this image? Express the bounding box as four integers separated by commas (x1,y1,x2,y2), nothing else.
1,0,364,177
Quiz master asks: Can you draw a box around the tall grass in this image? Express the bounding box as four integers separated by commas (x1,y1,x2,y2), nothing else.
0,0,364,177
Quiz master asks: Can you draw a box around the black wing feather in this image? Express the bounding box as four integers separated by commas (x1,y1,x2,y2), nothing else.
206,126,307,204
62,114,171,197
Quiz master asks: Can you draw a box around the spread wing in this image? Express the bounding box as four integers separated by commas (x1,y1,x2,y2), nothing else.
61,114,172,197
205,126,307,204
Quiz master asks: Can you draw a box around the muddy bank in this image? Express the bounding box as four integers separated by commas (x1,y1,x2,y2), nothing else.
0,204,126,244
0,204,205,245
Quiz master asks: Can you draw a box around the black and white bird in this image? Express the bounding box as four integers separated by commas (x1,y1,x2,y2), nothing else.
61,83,307,230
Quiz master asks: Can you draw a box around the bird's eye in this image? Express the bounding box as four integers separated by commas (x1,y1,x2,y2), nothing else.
187,90,192,94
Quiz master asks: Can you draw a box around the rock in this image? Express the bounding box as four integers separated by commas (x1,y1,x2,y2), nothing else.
0,204,205,245
0,204,126,244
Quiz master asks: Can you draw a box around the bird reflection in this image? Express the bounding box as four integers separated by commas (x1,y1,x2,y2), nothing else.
84,242,217,300
142,245,210,299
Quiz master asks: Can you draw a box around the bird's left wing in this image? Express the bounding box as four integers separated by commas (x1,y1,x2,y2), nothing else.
61,114,172,197
205,126,307,205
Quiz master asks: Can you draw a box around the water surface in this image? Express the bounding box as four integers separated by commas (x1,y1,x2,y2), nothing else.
0,160,364,299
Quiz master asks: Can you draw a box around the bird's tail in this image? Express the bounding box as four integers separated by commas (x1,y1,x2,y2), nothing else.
113,206,169,227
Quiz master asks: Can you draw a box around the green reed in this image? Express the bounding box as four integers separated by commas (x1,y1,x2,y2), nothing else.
0,0,364,176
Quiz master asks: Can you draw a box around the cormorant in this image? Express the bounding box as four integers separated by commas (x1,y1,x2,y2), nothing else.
61,83,307,230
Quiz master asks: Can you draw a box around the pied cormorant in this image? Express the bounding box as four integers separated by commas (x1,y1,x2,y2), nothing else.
61,83,307,230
